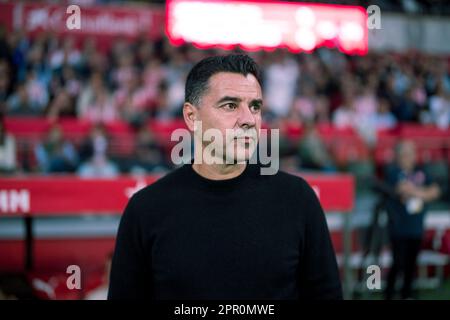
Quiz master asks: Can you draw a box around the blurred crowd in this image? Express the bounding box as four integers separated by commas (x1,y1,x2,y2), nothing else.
0,25,449,176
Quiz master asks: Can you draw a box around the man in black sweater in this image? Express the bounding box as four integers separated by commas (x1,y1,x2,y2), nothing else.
108,54,342,300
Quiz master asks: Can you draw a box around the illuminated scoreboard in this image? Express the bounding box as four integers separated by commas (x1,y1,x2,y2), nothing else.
166,0,368,55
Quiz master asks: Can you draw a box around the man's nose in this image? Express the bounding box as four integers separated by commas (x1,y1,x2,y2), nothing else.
237,104,256,128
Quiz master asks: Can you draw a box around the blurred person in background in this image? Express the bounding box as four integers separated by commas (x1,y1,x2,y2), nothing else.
77,124,119,178
78,153,120,178
263,50,299,120
384,140,441,300
396,86,420,122
352,81,379,146
151,81,177,121
6,82,41,116
81,40,108,78
298,120,335,172
77,72,118,123
23,40,50,87
315,95,331,124
46,89,76,120
142,57,166,104
49,37,82,72
127,123,168,174
111,50,136,90
56,65,82,98
0,59,12,106
164,48,191,116
374,97,397,130
0,117,17,174
292,82,317,124
428,81,450,129
34,124,78,173
114,69,152,126
23,68,49,111
332,91,356,129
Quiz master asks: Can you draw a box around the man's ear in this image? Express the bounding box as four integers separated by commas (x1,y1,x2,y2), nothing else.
183,102,198,131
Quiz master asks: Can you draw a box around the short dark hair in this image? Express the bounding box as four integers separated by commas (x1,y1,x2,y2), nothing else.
185,54,261,106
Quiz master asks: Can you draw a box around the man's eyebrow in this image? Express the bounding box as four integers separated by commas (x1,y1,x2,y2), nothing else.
250,99,263,106
215,96,263,105
215,96,242,105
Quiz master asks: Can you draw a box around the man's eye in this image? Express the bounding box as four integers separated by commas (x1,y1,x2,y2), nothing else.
250,104,262,112
222,103,237,110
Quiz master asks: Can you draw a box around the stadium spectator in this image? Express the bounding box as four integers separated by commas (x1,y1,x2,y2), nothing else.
77,72,118,123
374,97,397,130
152,81,176,121
395,87,420,122
78,124,108,163
77,124,119,177
428,81,450,129
164,49,190,115
351,83,379,145
127,124,168,174
58,65,82,98
0,117,17,174
114,69,151,126
23,68,48,110
49,37,82,71
315,95,331,124
24,41,50,87
6,82,41,116
142,57,166,108
263,50,299,119
78,153,120,178
298,120,335,172
332,91,356,129
292,82,317,124
34,124,79,173
384,140,441,300
0,59,12,106
46,90,76,120
111,50,137,90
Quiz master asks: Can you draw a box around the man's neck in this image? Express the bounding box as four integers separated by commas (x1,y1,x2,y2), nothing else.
192,162,247,181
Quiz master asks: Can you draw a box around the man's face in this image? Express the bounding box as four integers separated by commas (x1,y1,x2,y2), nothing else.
397,142,416,171
193,72,263,163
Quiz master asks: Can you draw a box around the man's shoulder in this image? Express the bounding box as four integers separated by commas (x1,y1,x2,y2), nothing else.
129,165,188,203
263,169,323,218
262,167,314,195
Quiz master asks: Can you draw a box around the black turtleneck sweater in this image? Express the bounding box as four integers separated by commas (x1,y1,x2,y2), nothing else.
108,162,342,300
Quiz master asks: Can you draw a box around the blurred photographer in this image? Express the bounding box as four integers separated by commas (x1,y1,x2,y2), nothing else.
384,140,440,299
